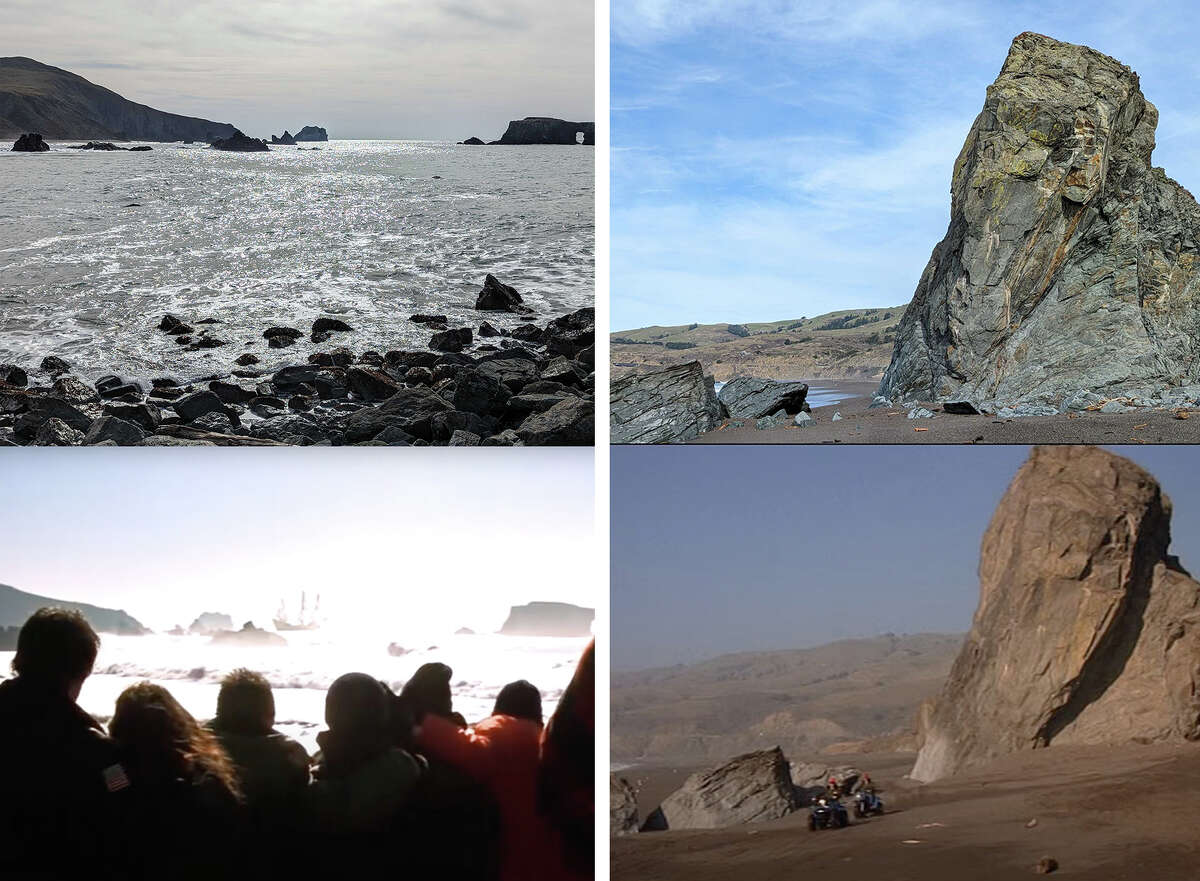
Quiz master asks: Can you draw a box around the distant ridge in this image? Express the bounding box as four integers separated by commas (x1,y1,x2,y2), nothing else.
0,56,237,141
0,582,148,634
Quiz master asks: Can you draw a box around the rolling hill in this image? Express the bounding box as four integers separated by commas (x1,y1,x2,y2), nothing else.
611,306,907,383
0,56,237,141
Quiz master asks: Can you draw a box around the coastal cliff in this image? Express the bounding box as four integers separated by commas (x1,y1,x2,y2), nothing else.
0,56,236,141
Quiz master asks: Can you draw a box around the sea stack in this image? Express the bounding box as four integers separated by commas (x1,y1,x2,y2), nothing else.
911,446,1200,782
879,33,1200,409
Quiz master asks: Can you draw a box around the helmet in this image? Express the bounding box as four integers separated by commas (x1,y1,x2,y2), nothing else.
828,777,836,784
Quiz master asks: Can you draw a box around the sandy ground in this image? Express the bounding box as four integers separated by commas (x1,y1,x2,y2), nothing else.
690,380,1200,444
612,743,1200,880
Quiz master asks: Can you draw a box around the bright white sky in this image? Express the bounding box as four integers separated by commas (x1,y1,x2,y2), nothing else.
1,0,594,140
0,449,595,635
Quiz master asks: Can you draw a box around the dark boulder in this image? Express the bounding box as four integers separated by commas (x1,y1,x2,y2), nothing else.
343,387,453,442
429,328,473,352
478,321,500,337
294,126,328,142
410,314,448,324
12,133,49,152
172,390,227,423
0,365,28,387
346,367,401,402
40,356,71,375
544,308,595,357
35,417,83,446
102,401,161,431
83,416,147,446
312,317,352,336
717,378,809,419
475,274,533,313
460,137,485,145
493,117,594,146
161,313,192,335
208,380,257,405
52,376,98,405
270,131,296,145
234,353,260,366
452,369,508,415
515,397,593,445
430,410,496,442
210,130,269,152
475,358,539,394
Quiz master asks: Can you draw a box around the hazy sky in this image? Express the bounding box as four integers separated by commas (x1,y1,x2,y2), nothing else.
2,0,594,140
0,449,595,635
612,0,1200,330
612,445,1200,670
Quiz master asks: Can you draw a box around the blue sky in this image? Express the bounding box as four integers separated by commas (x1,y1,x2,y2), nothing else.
612,0,1200,330
0,449,594,633
612,445,1200,669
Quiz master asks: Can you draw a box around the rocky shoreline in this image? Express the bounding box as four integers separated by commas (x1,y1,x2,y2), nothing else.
0,275,594,447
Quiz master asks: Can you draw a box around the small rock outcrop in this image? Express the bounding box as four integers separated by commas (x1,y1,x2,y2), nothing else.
460,137,485,145
293,125,328,142
492,117,594,146
610,361,721,444
653,748,797,830
475,274,533,313
611,776,640,836
270,130,296,145
188,612,233,635
911,446,1200,782
498,601,594,637
12,132,49,151
210,621,286,647
880,33,1200,408
718,377,809,419
210,130,269,152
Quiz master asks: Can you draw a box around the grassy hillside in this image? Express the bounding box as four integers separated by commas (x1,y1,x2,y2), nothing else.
611,632,962,763
0,56,237,141
611,306,906,383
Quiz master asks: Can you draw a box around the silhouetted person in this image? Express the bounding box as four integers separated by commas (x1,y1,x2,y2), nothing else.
398,661,457,722
415,678,557,881
208,669,310,873
110,682,245,881
0,608,137,879
538,639,595,880
310,673,423,874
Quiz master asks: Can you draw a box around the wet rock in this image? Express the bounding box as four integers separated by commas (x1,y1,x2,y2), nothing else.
430,410,496,442
16,397,93,438
452,369,508,415
159,314,192,334
234,353,260,366
309,348,354,368
576,344,595,370
312,317,353,337
346,367,401,402
474,273,533,313
385,350,439,370
448,429,481,446
12,133,50,152
264,327,303,347
190,411,235,434
509,324,544,343
35,417,84,446
102,401,161,431
40,356,70,376
544,308,595,358
172,390,227,423
404,367,433,386
429,327,473,352
342,387,454,442
718,377,808,419
208,380,257,405
271,365,323,387
478,321,500,337
83,416,147,446
541,357,584,386
474,358,539,394
359,351,383,366
505,393,566,419
0,365,28,387
410,314,448,324
288,395,313,412
515,396,593,445
210,129,268,152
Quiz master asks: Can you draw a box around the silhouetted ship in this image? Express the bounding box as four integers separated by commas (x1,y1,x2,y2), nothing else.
273,592,321,631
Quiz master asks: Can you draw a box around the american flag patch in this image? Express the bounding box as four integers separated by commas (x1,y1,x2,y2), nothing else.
103,764,130,792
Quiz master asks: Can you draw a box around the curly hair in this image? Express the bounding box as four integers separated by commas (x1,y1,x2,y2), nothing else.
110,681,242,801
214,668,275,736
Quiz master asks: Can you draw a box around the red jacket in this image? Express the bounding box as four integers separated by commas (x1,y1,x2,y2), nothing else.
418,713,564,881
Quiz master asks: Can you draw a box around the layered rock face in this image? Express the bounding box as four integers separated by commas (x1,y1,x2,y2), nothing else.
911,446,1200,782
610,361,721,443
610,776,640,836
654,748,796,829
880,33,1200,407
718,377,809,419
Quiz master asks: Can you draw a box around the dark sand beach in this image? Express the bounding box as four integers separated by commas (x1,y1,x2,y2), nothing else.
690,379,1200,444
613,743,1200,880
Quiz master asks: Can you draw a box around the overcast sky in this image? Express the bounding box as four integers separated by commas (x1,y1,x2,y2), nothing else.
612,445,1200,670
2,0,594,140
0,448,595,635
612,0,1200,330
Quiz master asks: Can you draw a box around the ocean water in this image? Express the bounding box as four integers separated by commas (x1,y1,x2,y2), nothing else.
0,630,590,756
713,380,855,408
0,140,593,384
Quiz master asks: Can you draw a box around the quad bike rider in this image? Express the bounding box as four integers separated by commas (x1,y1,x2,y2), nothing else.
808,778,849,830
852,772,884,817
